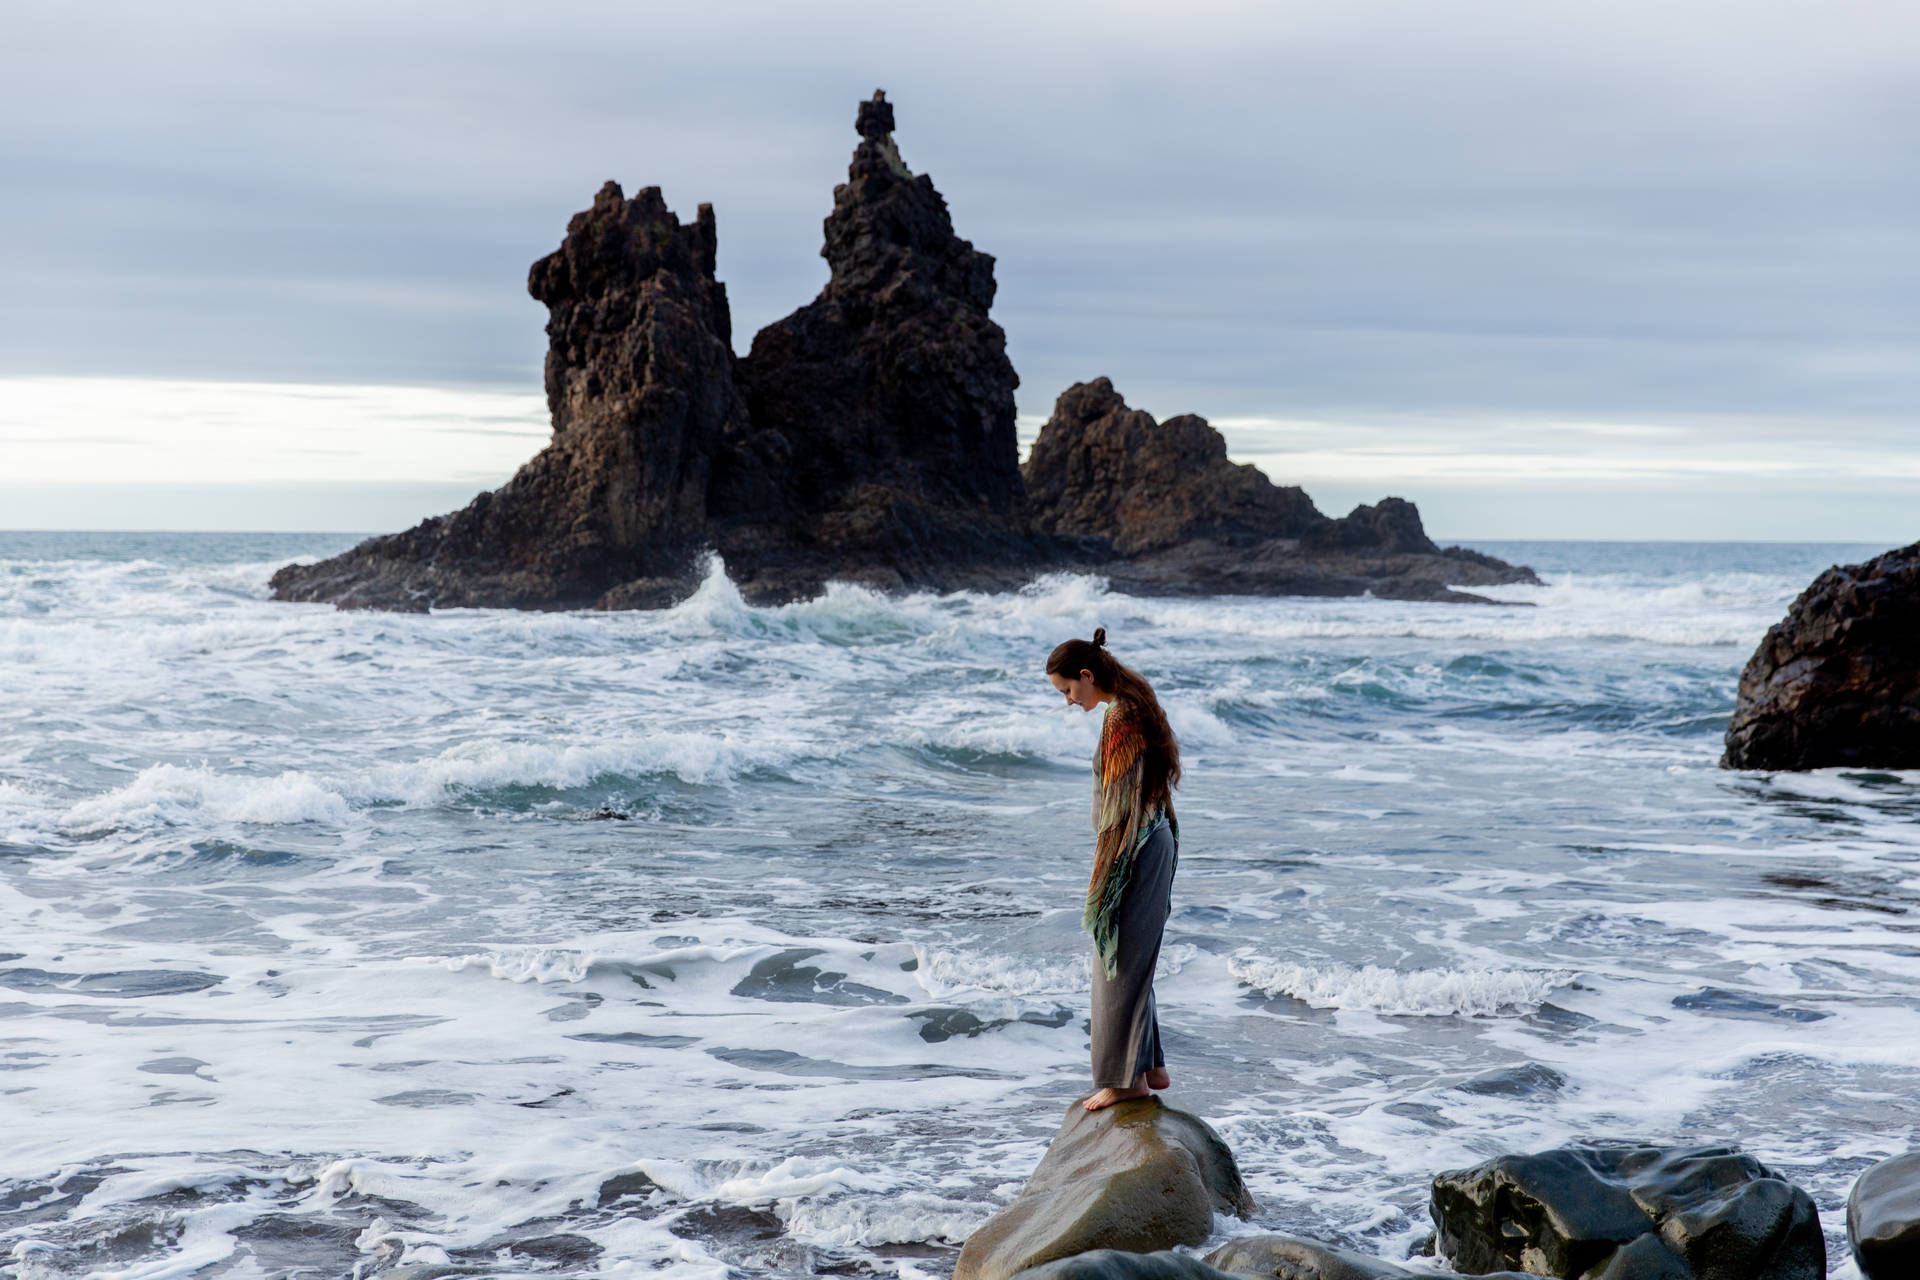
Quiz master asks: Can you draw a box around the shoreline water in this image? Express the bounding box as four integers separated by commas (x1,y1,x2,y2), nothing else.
1,534,1912,1278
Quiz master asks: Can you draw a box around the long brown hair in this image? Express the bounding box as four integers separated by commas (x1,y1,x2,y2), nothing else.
1047,627,1181,810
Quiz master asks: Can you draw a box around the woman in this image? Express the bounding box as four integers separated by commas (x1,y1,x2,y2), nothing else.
1046,627,1181,1111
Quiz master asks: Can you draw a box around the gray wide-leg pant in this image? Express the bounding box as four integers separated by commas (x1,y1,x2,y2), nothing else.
1089,821,1178,1089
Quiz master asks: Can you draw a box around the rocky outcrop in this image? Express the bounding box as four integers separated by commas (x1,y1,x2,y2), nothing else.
953,1096,1254,1280
1722,541,1920,770
1431,1144,1824,1280
271,184,744,611
274,92,1058,612
271,96,1536,612
1848,1151,1920,1278
716,91,1045,601
1023,380,1535,603
1023,378,1323,555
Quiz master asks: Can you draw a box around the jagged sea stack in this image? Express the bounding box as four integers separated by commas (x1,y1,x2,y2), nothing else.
270,184,747,611
1723,540,1920,770
272,91,1051,611
717,90,1041,600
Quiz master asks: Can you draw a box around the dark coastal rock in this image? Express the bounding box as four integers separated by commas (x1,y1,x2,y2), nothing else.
271,184,743,611
1023,380,1537,603
1431,1144,1823,1280
719,90,1050,602
270,95,1537,613
1848,1151,1920,1278
273,92,1056,612
953,1095,1254,1280
1203,1233,1532,1280
1722,541,1920,770
1023,378,1323,555
1305,498,1437,556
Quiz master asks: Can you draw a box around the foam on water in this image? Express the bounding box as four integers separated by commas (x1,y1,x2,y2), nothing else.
1227,957,1570,1016
0,535,1910,1278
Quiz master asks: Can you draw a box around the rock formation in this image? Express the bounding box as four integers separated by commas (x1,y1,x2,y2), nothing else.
1848,1151,1920,1279
1431,1144,1824,1280
716,91,1043,601
1025,380,1536,602
272,184,744,610
953,1095,1254,1280
1022,378,1324,555
1722,541,1920,770
271,95,1536,613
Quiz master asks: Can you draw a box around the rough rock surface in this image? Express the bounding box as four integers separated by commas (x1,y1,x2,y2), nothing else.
271,96,1537,613
1431,1144,1824,1280
1848,1151,1920,1278
1202,1233,1534,1280
1023,378,1323,555
271,184,744,611
1722,541,1920,770
719,90,1049,601
273,92,1057,612
953,1095,1254,1280
1024,380,1536,603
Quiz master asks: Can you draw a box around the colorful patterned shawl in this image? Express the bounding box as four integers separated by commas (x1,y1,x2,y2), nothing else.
1084,697,1171,978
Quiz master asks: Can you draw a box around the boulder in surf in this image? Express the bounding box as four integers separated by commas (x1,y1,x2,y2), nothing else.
1722,540,1920,770
1848,1151,1920,1279
1431,1143,1824,1280
954,1095,1254,1280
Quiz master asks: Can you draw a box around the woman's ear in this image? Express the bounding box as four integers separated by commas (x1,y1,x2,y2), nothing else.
1080,669,1094,685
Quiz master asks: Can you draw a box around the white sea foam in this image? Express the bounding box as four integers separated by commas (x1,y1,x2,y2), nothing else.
1228,956,1570,1016
442,947,594,984
5,535,1916,1280
782,1192,986,1247
59,763,353,831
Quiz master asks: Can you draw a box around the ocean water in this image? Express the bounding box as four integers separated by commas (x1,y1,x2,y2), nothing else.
1,532,1915,1280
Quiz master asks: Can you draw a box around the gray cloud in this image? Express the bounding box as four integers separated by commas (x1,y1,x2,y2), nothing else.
4,0,1917,432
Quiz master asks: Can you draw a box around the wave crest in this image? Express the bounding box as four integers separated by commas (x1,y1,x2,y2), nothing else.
1229,955,1569,1016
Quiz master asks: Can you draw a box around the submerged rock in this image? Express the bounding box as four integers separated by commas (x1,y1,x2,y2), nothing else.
1722,541,1920,770
953,1095,1254,1280
1431,1143,1824,1280
1011,1250,1245,1280
1204,1233,1532,1280
1848,1151,1920,1278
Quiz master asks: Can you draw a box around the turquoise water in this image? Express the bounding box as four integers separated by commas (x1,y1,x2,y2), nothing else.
0,534,1909,1278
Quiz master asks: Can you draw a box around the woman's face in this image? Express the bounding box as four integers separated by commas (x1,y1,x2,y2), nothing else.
1049,669,1105,712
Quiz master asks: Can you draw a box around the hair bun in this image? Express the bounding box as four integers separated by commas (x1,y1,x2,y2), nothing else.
1092,627,1107,647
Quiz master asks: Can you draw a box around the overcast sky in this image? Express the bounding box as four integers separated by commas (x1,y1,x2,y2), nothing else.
3,0,1916,538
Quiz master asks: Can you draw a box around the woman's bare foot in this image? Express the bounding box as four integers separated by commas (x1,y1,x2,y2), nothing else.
1082,1080,1152,1111
1145,1066,1171,1090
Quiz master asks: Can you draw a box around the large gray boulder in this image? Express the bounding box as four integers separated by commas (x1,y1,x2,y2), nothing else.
1723,540,1920,770
1431,1144,1823,1279
1848,1151,1920,1278
954,1096,1255,1280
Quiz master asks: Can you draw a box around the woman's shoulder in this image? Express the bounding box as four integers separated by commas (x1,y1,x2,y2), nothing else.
1100,698,1146,746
